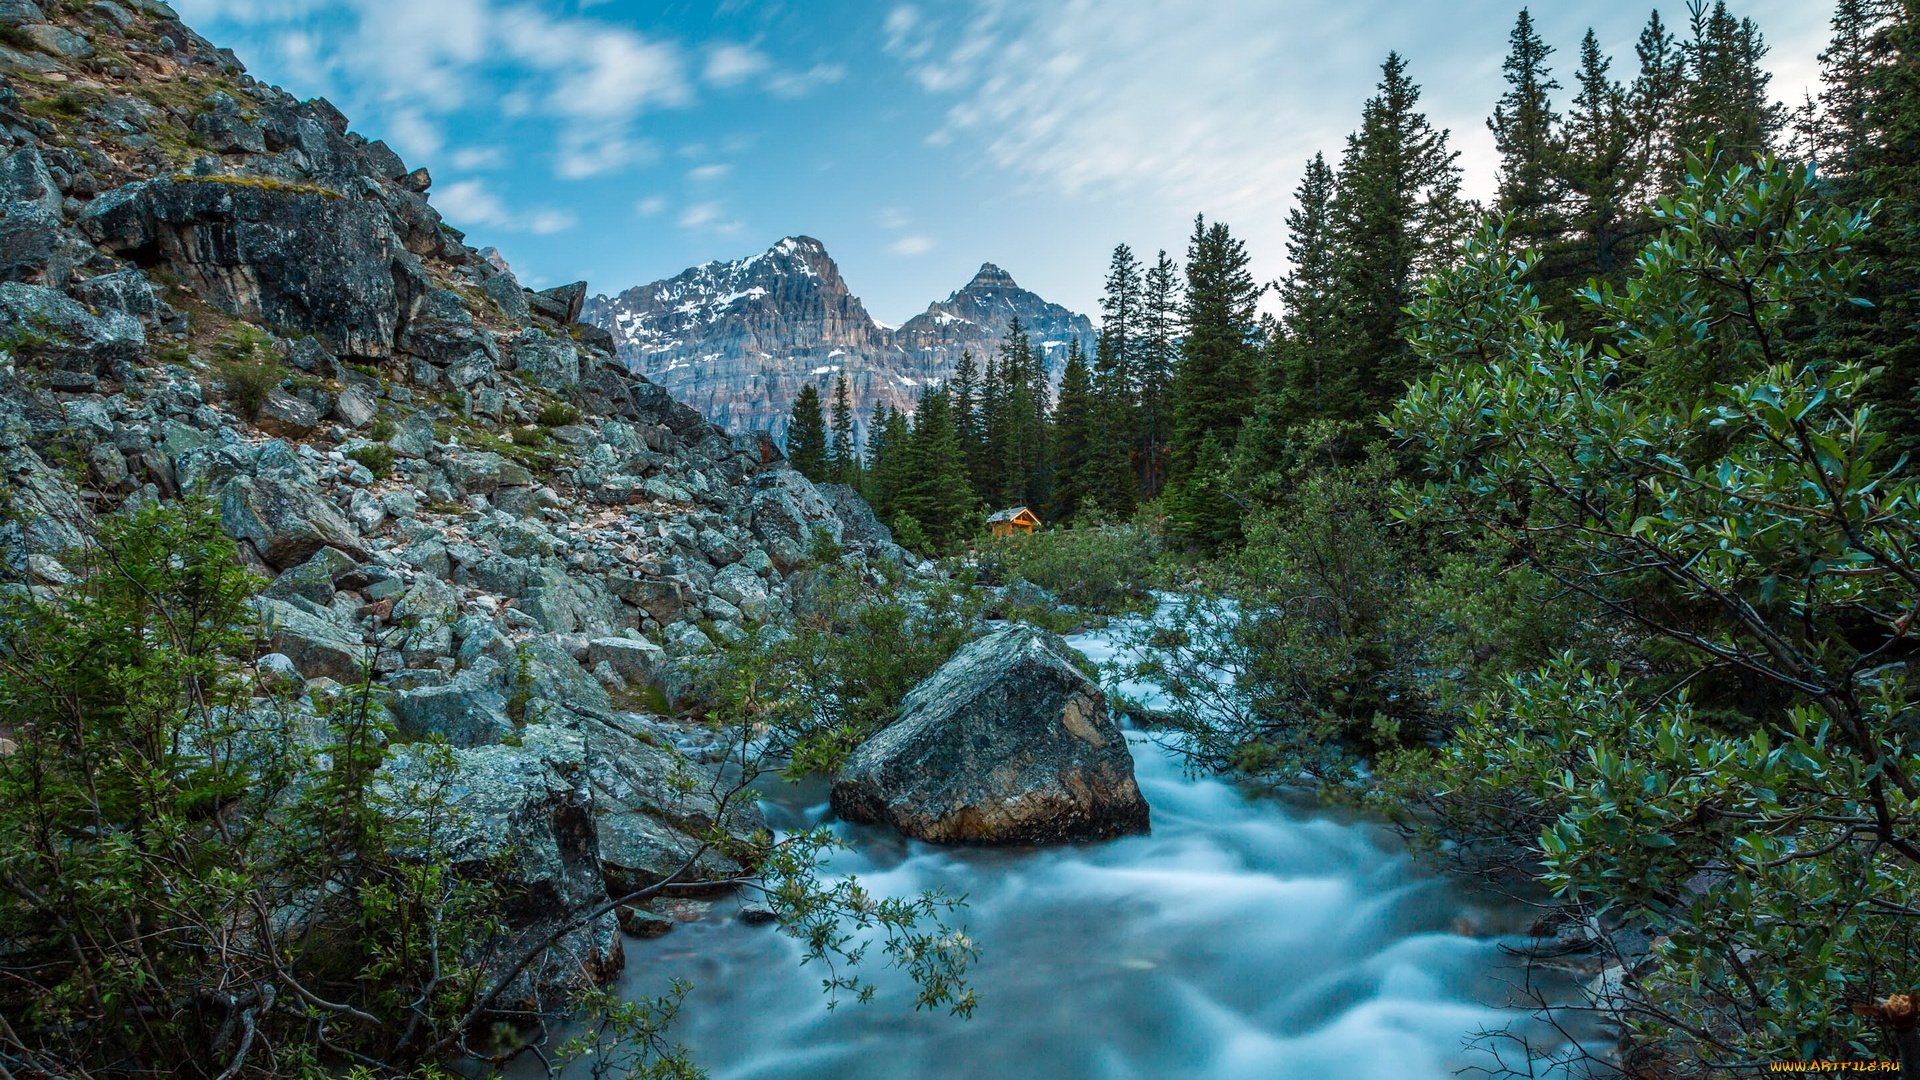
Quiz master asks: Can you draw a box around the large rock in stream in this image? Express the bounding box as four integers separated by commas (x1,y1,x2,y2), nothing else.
830,624,1150,844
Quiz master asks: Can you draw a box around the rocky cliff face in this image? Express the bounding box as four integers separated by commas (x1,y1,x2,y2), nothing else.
583,240,1096,445
0,0,907,1004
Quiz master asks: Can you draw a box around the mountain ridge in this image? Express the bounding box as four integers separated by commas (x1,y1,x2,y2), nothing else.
583,238,1097,444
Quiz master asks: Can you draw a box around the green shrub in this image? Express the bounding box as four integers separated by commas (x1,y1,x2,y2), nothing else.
347,444,395,477
536,400,583,428
211,325,282,420
979,522,1161,614
703,554,986,775
369,416,397,441
511,424,550,448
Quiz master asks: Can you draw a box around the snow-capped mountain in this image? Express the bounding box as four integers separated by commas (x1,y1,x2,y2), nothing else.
582,238,1096,444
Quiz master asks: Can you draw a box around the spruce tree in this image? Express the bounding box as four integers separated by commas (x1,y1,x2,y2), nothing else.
1170,215,1262,468
893,385,979,553
1489,9,1564,245
1673,1,1785,166
1324,52,1467,424
1049,341,1096,522
951,349,984,489
1823,0,1920,453
1560,29,1647,281
1092,247,1143,517
866,404,911,522
828,373,857,484
786,382,829,482
1134,250,1180,500
996,318,1049,511
1272,153,1339,425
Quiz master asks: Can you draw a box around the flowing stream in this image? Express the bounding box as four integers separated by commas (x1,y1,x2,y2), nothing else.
579,619,1590,1078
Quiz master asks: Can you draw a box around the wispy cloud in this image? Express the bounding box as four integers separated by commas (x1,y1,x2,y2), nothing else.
890,235,934,255
687,163,731,182
678,200,745,235
635,195,668,216
882,0,1831,222
435,178,578,235
704,43,771,88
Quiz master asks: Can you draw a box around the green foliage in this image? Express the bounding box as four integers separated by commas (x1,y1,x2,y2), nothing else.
702,555,984,777
536,400,583,428
786,381,830,482
0,500,508,1075
348,443,396,477
1387,154,1918,1066
978,520,1161,615
212,325,283,420
369,416,398,441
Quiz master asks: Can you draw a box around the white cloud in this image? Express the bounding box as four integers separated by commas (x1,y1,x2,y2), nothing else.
884,0,1832,228
890,235,934,255
451,145,506,170
877,207,912,229
687,163,731,182
635,196,668,216
705,43,771,88
767,63,846,99
555,131,659,180
678,201,745,235
435,178,577,235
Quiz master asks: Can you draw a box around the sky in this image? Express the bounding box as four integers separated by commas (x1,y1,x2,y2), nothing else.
172,0,1835,327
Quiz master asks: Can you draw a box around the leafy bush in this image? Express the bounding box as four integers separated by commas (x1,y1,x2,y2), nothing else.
537,400,583,428
211,325,282,420
348,443,395,477
369,416,397,441
511,424,550,448
978,521,1161,614
1386,156,1920,1067
702,548,986,776
0,500,501,1075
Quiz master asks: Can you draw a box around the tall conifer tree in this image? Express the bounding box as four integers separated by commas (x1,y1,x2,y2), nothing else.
828,374,857,483
1134,251,1180,499
1489,9,1564,245
1050,341,1096,522
1324,53,1467,423
786,382,828,482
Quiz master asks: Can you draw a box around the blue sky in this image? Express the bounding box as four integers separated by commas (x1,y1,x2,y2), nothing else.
172,0,1832,326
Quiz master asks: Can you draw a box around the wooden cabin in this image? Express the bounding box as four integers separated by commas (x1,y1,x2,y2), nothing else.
987,506,1041,537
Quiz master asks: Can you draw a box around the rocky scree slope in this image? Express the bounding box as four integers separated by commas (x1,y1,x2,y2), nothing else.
0,0,909,1000
582,238,1096,445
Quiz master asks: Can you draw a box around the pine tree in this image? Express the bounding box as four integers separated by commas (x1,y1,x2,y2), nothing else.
1673,1,1786,167
1821,0,1920,454
996,318,1049,510
1559,29,1648,281
866,404,911,522
1049,341,1096,522
828,373,857,484
1811,0,1900,178
1489,9,1564,244
786,382,829,481
951,349,984,489
1091,247,1142,518
1272,153,1339,425
1631,9,1686,186
1324,52,1468,424
1134,250,1180,499
893,385,979,553
1170,215,1262,470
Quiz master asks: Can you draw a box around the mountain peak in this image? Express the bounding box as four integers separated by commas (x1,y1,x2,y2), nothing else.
967,262,1017,289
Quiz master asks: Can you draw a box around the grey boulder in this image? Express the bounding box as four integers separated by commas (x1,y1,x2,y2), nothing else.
831,624,1150,845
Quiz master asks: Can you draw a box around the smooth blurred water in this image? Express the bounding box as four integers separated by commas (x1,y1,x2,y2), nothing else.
579,620,1589,1079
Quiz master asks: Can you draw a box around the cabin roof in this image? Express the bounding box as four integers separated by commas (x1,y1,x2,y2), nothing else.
987,506,1038,524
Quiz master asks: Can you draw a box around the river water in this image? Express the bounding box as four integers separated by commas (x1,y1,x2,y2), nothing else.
590,620,1590,1079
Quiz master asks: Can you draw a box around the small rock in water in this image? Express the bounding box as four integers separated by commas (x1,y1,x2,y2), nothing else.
617,905,673,939
737,904,778,926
